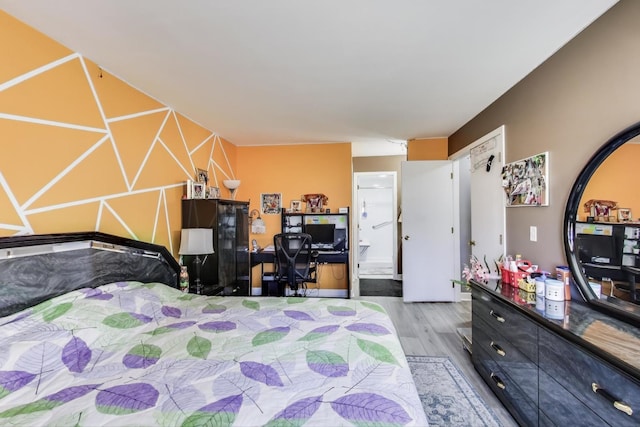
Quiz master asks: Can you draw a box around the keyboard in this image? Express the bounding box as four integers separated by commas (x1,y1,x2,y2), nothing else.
312,244,334,250
317,250,342,255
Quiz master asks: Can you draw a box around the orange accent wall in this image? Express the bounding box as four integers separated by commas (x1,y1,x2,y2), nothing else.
0,11,238,257
238,143,352,290
407,137,448,160
1,10,354,293
579,144,640,221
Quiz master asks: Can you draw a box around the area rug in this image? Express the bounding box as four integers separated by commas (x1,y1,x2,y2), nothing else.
407,355,503,427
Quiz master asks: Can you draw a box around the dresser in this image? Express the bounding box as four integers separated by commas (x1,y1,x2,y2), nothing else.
471,279,640,426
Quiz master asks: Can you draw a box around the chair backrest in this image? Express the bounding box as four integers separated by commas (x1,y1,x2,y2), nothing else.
273,233,314,287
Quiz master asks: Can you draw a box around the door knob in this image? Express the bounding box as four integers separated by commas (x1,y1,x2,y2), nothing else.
469,240,476,246
404,235,410,240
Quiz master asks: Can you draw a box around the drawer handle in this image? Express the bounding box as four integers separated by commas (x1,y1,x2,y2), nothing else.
490,373,506,389
489,309,505,323
490,341,506,357
592,383,633,416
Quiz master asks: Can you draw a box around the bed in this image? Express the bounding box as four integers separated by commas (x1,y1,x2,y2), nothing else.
0,233,428,426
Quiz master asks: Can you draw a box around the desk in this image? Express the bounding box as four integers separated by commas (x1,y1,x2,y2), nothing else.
583,262,639,303
622,265,639,303
250,250,350,297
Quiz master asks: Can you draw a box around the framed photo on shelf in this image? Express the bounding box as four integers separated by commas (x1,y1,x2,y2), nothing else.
618,208,632,222
207,186,220,199
290,200,302,213
192,182,206,199
195,168,208,184
261,193,282,214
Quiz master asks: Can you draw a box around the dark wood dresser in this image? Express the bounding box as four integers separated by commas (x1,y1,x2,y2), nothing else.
471,279,640,426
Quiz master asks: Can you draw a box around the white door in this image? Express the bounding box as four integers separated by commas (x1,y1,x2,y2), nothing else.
469,127,506,269
401,161,456,302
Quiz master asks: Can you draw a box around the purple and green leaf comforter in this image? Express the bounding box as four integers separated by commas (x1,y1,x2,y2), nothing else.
0,282,428,426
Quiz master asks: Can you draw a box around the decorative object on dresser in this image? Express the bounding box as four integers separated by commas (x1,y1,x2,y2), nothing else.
179,228,214,294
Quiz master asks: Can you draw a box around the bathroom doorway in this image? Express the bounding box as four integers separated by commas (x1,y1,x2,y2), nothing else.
355,172,398,281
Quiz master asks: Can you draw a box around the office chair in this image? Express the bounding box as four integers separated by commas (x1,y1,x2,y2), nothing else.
273,233,318,296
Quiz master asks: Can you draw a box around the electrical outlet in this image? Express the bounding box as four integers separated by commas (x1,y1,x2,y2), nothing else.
530,226,537,242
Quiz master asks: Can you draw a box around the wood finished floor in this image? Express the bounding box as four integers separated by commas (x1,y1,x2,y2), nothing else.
357,296,518,427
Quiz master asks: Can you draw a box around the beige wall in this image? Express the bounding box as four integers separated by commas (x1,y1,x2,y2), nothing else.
448,0,640,272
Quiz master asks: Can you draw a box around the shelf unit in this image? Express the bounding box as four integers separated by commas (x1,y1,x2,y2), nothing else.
281,211,349,251
181,199,250,296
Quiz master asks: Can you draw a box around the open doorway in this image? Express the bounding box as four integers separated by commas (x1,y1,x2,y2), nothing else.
354,172,399,296
453,156,472,296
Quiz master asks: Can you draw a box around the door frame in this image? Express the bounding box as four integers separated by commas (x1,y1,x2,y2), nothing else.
449,125,506,288
351,171,398,297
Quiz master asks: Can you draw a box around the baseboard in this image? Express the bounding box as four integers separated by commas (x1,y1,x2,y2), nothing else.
359,274,395,279
251,287,349,298
460,291,472,301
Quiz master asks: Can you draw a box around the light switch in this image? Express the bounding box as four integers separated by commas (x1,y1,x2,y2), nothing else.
530,226,537,242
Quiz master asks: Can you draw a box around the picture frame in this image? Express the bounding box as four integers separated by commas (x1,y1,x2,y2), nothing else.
261,193,282,214
192,182,206,199
290,200,302,213
502,151,549,207
618,208,632,222
195,168,208,184
208,186,220,199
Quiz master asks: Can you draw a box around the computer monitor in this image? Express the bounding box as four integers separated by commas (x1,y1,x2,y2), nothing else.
305,224,335,247
575,233,619,265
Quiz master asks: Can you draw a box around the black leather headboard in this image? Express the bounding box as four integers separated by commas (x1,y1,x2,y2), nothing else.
0,232,180,317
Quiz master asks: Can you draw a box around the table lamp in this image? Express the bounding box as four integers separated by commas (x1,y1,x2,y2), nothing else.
179,228,214,294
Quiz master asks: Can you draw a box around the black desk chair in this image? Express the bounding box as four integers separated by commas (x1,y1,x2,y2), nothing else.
273,233,318,296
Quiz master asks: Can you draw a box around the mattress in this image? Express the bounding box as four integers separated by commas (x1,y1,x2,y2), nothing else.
0,281,427,426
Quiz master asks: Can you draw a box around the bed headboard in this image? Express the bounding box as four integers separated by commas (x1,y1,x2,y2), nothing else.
0,232,180,317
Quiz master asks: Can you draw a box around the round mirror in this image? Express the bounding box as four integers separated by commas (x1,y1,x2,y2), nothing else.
564,121,640,327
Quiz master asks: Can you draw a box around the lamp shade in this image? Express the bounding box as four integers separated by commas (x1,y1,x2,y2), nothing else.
251,217,266,234
179,228,214,255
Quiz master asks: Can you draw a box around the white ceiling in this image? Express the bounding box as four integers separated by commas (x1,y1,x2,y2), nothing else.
1,1,618,150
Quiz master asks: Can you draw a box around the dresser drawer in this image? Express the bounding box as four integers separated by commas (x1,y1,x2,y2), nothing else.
473,343,538,427
473,313,538,402
538,370,606,426
539,328,640,426
472,286,538,362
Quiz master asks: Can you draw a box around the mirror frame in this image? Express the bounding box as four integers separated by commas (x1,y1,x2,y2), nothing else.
564,120,640,328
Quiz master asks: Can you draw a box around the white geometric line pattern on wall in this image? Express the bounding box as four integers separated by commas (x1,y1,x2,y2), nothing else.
0,49,236,248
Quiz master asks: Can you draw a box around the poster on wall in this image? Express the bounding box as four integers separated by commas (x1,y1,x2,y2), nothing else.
261,193,282,214
502,152,549,207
